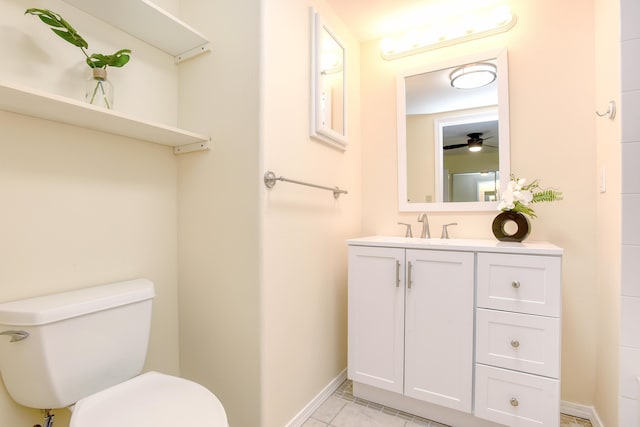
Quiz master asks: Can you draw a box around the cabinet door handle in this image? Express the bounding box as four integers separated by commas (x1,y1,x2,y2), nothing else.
510,397,519,407
407,261,412,289
510,339,520,349
511,280,521,289
395,260,400,287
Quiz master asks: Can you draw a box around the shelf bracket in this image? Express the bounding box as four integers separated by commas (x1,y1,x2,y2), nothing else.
175,43,211,64
174,139,211,154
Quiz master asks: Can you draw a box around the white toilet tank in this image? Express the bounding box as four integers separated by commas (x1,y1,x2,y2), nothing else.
0,279,155,409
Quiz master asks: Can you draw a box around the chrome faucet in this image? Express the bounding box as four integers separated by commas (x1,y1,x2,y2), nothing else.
417,213,430,238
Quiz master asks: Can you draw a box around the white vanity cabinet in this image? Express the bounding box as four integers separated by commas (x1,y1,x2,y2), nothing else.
348,245,474,413
347,237,563,427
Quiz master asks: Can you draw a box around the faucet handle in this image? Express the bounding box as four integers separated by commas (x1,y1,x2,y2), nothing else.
398,222,413,238
441,222,458,239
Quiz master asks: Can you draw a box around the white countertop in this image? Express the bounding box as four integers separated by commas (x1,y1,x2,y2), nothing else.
346,236,563,256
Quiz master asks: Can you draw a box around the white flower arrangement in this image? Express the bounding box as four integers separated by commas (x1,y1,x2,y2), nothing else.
498,175,562,218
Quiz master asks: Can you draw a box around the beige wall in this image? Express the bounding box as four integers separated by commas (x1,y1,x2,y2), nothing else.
261,0,361,426
361,0,600,406
176,0,262,426
177,0,361,425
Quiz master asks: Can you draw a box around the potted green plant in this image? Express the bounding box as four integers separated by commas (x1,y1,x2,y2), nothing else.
25,8,131,109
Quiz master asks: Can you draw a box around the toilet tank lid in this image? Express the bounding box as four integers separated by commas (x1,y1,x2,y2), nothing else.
0,279,155,326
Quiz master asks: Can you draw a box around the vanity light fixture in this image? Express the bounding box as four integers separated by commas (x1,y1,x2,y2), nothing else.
450,62,497,89
380,6,516,60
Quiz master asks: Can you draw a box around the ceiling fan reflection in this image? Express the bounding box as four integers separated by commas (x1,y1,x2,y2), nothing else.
443,132,496,152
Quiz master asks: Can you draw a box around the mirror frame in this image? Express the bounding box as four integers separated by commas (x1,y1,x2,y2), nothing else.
310,8,348,150
397,48,510,212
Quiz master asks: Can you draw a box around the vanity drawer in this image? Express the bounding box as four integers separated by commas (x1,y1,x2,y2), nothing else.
477,253,561,317
476,308,560,378
475,364,560,427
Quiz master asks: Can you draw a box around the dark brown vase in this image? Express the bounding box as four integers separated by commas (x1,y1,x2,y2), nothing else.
492,211,530,242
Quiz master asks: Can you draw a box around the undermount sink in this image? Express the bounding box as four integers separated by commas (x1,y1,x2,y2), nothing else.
346,236,563,256
352,235,489,246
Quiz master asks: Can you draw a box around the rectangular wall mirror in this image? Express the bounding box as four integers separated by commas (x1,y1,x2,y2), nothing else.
310,8,347,150
397,49,510,212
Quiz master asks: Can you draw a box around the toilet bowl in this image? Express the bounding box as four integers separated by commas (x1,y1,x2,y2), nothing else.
0,279,228,427
70,371,228,427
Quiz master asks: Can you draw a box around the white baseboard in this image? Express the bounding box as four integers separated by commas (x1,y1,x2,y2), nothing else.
561,400,604,427
285,368,347,427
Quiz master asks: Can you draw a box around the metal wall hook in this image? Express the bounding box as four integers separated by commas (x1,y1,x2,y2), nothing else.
596,100,616,120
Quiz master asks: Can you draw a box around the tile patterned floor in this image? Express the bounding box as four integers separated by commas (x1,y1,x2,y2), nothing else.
302,380,593,427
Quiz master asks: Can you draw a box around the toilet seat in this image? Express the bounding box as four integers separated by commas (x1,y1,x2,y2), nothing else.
69,371,228,427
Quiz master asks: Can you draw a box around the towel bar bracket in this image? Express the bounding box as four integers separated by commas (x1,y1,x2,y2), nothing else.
264,171,278,189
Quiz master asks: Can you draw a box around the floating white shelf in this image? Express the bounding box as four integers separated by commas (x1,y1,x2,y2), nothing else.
2,1,212,152
0,81,210,150
62,0,210,62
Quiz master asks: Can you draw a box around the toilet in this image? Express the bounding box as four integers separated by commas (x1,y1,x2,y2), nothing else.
0,279,228,427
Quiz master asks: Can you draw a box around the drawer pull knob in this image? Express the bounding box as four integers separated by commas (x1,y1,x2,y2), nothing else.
510,397,519,407
511,280,521,289
511,339,520,348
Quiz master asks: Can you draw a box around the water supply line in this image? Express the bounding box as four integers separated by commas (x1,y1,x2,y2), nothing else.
33,409,54,427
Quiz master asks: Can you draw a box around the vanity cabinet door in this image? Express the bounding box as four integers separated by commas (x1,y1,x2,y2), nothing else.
348,246,405,394
404,249,475,413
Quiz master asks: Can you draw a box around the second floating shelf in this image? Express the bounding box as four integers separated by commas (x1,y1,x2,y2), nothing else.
0,81,210,152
